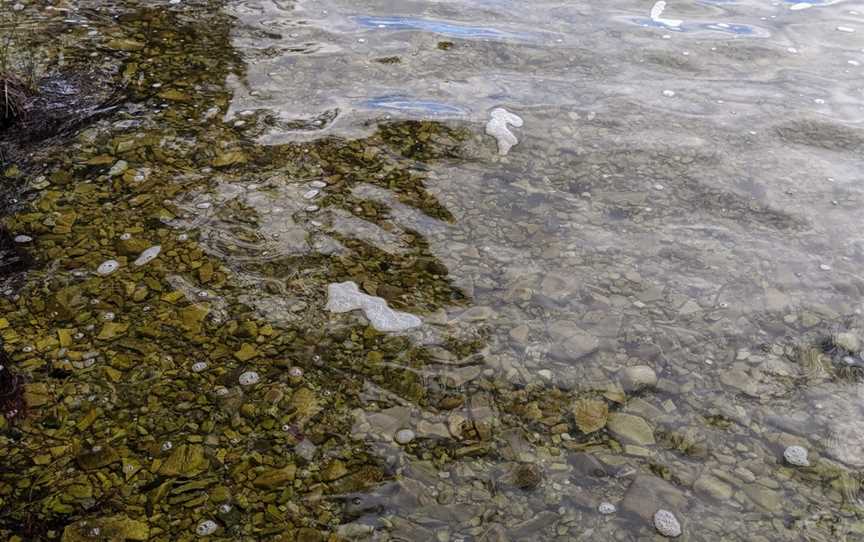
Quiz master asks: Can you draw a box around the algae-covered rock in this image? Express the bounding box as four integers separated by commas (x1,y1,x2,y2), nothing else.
252,464,297,489
607,413,655,445
571,398,608,433
213,150,247,168
62,515,149,541
290,387,322,427
158,444,209,477
77,446,121,470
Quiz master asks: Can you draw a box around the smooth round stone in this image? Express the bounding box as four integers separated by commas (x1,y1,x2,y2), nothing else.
598,502,617,515
784,445,810,467
96,259,119,276
394,429,416,444
653,509,682,538
133,245,161,266
288,366,303,378
239,371,260,386
13,235,32,243
119,233,132,240
196,520,219,536
191,361,208,373
620,365,658,391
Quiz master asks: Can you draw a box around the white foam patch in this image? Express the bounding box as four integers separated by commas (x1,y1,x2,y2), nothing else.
650,1,683,27
325,281,422,332
485,107,524,155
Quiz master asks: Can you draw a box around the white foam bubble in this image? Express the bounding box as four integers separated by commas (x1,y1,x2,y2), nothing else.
485,108,524,156
325,281,422,332
650,1,683,27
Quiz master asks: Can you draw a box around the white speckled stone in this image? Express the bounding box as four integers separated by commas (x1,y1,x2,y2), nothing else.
196,519,218,536
784,445,810,467
598,502,617,515
96,260,119,276
133,245,161,266
653,509,682,538
239,371,260,386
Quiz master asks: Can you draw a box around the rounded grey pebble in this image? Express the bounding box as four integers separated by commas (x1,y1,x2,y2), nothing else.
394,429,415,444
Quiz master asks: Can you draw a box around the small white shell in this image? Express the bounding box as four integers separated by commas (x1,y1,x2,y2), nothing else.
96,260,120,276
239,371,260,386
133,245,161,266
196,519,219,536
191,361,208,373
309,180,327,188
13,235,32,243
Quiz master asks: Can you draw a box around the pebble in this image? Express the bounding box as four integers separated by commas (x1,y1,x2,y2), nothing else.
13,235,32,243
191,361,208,373
653,509,682,538
239,371,260,386
598,502,617,515
303,189,320,200
395,428,416,444
662,90,676,97
620,365,658,391
784,445,810,467
133,245,161,266
108,160,128,177
196,520,219,536
295,438,317,461
309,180,327,188
96,260,120,276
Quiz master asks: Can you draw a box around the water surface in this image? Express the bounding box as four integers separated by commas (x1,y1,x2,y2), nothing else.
1,0,864,540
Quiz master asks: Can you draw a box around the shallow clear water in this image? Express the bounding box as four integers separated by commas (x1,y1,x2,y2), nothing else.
1,0,864,540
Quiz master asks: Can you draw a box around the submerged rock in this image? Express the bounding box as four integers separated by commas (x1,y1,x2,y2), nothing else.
325,281,421,332
133,245,161,266
784,445,810,467
620,365,658,391
653,509,682,538
96,259,119,275
195,520,218,536
607,413,655,445
485,107,523,155
394,428,416,444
